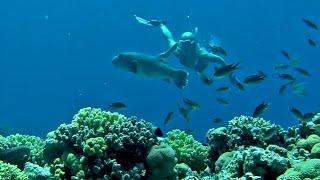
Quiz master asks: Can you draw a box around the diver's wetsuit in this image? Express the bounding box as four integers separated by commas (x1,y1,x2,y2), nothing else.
158,23,227,73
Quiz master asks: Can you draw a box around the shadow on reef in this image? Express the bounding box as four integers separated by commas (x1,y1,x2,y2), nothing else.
0,107,320,179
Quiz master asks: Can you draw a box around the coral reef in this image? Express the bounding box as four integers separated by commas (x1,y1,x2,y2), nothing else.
1,107,320,179
164,129,209,171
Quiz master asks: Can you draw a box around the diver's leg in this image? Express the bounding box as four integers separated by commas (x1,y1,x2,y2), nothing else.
159,24,176,48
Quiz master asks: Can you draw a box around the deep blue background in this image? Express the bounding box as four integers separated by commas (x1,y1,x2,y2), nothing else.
0,0,319,141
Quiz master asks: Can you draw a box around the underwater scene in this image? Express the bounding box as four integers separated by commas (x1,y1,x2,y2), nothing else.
1,0,320,179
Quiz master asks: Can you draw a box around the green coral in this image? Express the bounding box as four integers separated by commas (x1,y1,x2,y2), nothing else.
278,159,320,179
45,107,158,179
6,134,45,166
311,143,320,158
146,143,177,180
297,134,320,151
0,160,27,180
164,129,208,171
83,137,107,157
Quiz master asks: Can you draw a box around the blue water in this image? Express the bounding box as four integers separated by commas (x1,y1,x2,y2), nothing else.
0,0,319,142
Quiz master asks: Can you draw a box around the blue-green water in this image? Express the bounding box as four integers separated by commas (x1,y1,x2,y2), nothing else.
0,0,319,142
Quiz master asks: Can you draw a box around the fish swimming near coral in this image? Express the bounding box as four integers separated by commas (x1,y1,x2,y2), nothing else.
108,102,127,110
229,74,245,91
293,67,311,77
253,101,270,118
278,73,296,82
154,127,164,137
274,63,291,71
216,97,230,105
112,44,189,89
0,146,30,169
280,50,291,60
302,18,318,30
164,112,174,126
216,86,230,93
212,117,223,123
289,106,304,121
213,62,240,78
308,38,317,47
243,71,267,85
198,72,213,86
178,105,192,122
183,98,200,110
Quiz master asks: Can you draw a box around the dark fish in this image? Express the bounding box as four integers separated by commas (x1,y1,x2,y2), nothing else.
154,127,163,137
308,38,317,47
280,50,291,60
303,18,318,30
303,112,316,122
278,83,291,96
289,107,304,121
294,67,311,77
243,71,267,85
198,73,213,86
278,73,295,82
0,146,30,169
208,44,228,56
253,101,270,118
214,62,240,78
216,97,229,105
178,106,191,122
213,117,223,123
216,86,230,93
164,112,174,126
274,63,290,71
108,102,127,110
229,74,245,91
183,98,200,109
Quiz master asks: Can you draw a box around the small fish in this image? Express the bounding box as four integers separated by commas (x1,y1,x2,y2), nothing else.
164,112,174,126
278,83,291,96
292,82,307,96
214,62,240,78
294,67,311,77
198,73,213,86
178,106,191,122
303,18,318,30
216,86,230,93
243,71,267,85
229,74,245,91
212,117,223,123
216,97,230,105
208,44,228,56
308,38,317,47
274,63,290,71
303,112,316,122
183,98,200,110
154,127,163,137
108,102,127,110
278,73,295,82
253,101,270,118
289,106,304,121
280,50,291,60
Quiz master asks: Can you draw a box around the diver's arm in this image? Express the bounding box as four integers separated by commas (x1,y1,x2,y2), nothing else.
159,24,176,48
199,49,227,66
